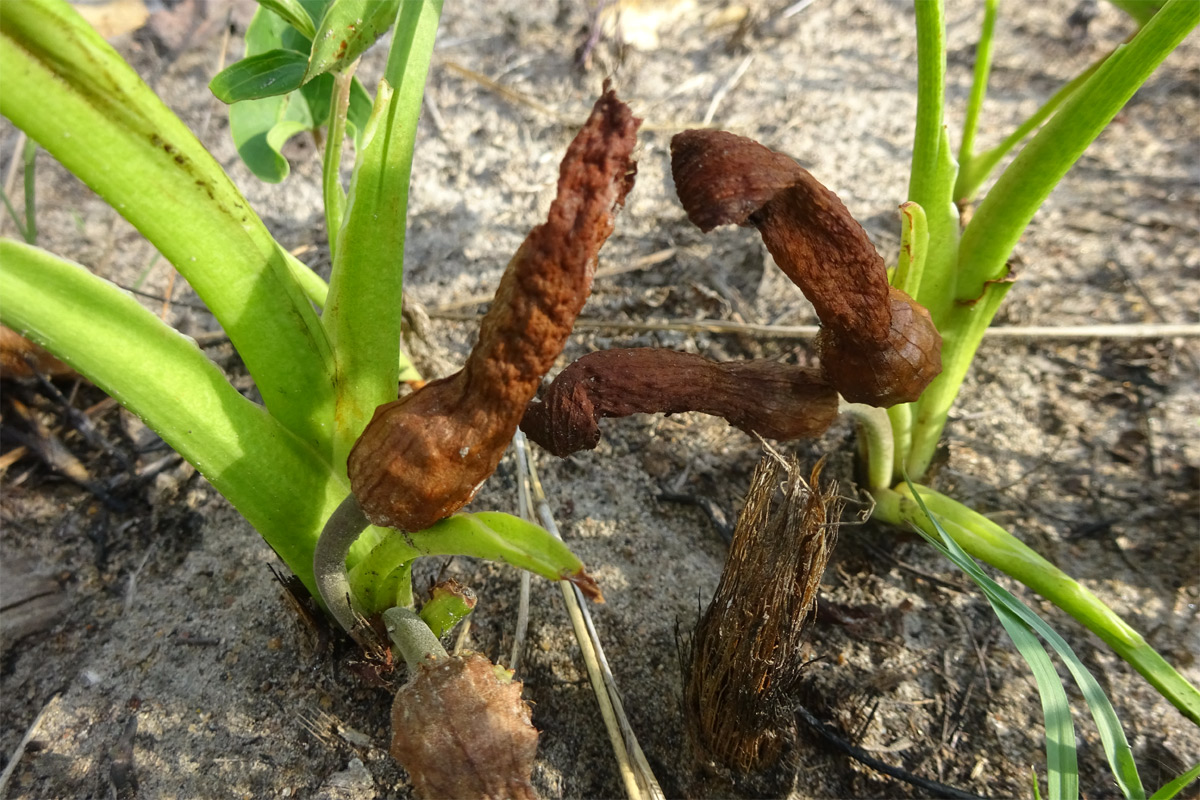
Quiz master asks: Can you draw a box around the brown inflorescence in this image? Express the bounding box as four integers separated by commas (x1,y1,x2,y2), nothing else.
521,348,837,457
684,455,841,774
671,129,941,406
348,86,640,531
391,653,538,800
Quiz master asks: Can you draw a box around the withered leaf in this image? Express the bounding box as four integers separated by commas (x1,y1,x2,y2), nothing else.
685,455,841,774
671,129,941,406
0,325,74,380
520,348,838,457
349,86,640,531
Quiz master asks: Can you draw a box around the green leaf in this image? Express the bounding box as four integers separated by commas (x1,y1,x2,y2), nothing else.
209,49,308,102
1150,764,1200,800
347,511,593,616
256,0,316,38
0,241,341,599
306,0,400,81
226,1,322,181
0,0,337,453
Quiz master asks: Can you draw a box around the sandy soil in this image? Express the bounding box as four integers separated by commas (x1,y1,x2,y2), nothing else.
2,0,1198,797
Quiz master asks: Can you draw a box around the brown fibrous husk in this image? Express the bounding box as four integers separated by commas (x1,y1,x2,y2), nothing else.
684,454,842,774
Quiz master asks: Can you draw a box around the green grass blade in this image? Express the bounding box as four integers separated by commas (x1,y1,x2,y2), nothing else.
322,0,442,471
910,499,1081,798
906,487,1144,798
991,601,1079,800
873,484,1200,728
0,241,344,598
21,138,36,244
1149,764,1200,800
0,0,337,454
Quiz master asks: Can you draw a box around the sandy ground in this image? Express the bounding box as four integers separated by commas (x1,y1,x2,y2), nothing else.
1,0,1198,797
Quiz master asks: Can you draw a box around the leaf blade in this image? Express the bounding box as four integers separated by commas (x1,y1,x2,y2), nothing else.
209,49,308,103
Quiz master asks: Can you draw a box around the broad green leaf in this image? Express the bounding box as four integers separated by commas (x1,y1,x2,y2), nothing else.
209,49,308,102
0,0,336,453
306,0,400,81
0,242,339,598
256,0,316,38
225,1,370,182
347,511,594,616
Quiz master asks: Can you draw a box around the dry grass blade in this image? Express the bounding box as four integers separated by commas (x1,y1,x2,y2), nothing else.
515,430,664,800
685,453,842,774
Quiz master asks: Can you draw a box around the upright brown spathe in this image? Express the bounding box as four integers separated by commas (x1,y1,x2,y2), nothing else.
349,87,640,531
671,129,941,407
521,348,838,457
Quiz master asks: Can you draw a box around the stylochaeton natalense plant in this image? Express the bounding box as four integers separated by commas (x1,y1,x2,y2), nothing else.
2,0,1198,796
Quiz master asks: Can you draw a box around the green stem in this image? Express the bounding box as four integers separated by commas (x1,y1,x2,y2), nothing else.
322,64,355,263
383,606,448,671
323,0,443,473
906,2,961,337
873,483,1200,726
907,0,1199,478
313,494,371,634
839,400,894,490
908,0,947,211
956,0,997,183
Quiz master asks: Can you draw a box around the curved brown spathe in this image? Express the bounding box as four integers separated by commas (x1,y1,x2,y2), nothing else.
521,348,838,457
349,86,640,531
671,129,941,406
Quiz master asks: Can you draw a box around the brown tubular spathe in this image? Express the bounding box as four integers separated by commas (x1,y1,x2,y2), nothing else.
348,86,640,531
670,129,941,407
521,348,838,457
685,454,841,774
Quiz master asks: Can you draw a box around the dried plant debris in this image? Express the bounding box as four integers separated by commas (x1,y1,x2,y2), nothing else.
349,85,640,531
391,653,538,800
0,325,73,380
684,454,842,774
671,129,941,406
521,348,837,457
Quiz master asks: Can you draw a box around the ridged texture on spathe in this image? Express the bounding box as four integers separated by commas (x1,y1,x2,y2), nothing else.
349,87,640,531
671,129,941,406
521,348,837,456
